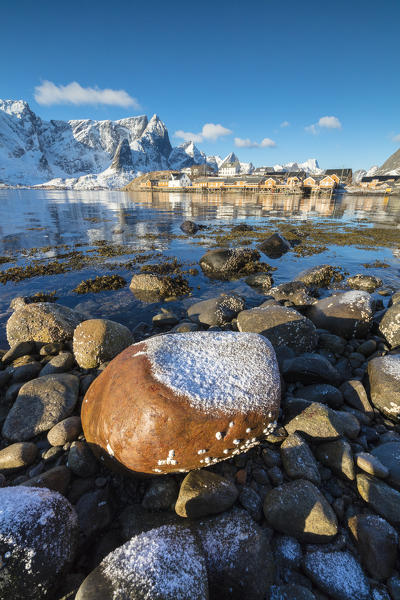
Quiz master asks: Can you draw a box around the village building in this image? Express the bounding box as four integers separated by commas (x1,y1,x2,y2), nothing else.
168,173,192,188
219,161,241,177
253,166,275,175
325,169,353,184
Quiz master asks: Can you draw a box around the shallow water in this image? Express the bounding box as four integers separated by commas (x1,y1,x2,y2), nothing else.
0,189,399,347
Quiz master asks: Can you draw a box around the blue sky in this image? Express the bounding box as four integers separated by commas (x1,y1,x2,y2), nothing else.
1,0,399,169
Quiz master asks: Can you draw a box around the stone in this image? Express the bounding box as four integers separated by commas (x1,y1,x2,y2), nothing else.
258,232,291,258
348,514,398,580
294,384,343,409
237,305,318,354
268,585,316,600
129,273,189,300
75,488,111,538
152,309,179,326
0,442,38,471
199,247,262,275
23,465,72,495
357,339,377,356
180,220,199,234
378,304,400,348
39,342,64,356
194,507,275,600
285,401,348,441
40,351,75,376
2,374,79,441
356,452,389,478
75,524,208,600
238,485,263,521
81,332,280,475
357,473,400,526
346,274,382,292
303,550,370,600
318,332,346,354
6,302,83,346
187,293,245,327
119,504,181,541
68,441,98,477
280,433,320,484
47,416,82,447
263,479,338,543
142,477,178,511
307,291,373,339
282,354,341,386
1,341,36,364
315,439,355,480
10,360,42,383
297,264,339,287
340,380,373,415
371,442,400,488
73,319,133,369
273,535,302,570
368,355,400,420
269,281,316,306
245,272,274,290
0,486,78,600
175,470,238,518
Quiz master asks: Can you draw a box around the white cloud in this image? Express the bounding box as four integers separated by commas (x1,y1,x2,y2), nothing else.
34,80,139,108
393,133,400,143
234,136,276,148
174,123,232,143
305,115,342,134
280,121,290,128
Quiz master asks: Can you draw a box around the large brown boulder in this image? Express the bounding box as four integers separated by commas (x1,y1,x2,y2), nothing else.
81,332,281,475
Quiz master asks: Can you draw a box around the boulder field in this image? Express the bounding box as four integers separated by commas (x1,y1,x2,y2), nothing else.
0,265,400,600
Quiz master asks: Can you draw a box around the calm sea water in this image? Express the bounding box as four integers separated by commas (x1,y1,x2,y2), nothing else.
0,189,399,347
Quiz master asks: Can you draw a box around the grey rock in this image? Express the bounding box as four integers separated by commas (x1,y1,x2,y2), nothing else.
238,485,263,521
75,488,111,538
2,374,79,441
371,442,400,488
237,305,318,354
285,401,349,441
152,309,179,326
142,477,178,511
280,433,320,484
40,351,75,376
188,292,245,327
346,274,382,292
263,479,338,543
175,470,238,518
119,504,181,541
258,232,291,258
340,380,373,415
269,281,316,306
10,360,42,383
297,264,339,287
356,452,389,478
307,291,373,339
245,272,274,290
282,353,341,386
368,355,400,420
318,332,346,354
1,341,36,364
357,473,400,526
23,465,71,495
268,585,316,600
199,247,261,275
315,439,355,480
274,535,303,570
180,220,199,234
73,319,133,369
47,416,82,447
378,304,400,348
0,442,38,471
67,441,98,477
294,384,343,409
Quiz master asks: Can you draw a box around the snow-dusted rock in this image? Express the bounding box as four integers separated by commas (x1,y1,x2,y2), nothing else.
0,486,78,600
307,291,373,339
368,355,400,420
378,303,400,348
81,332,280,475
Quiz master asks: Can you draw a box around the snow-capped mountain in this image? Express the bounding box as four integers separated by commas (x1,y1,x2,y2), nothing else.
273,158,322,174
0,99,209,188
374,147,400,176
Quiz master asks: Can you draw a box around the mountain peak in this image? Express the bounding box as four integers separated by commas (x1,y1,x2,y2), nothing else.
0,99,33,119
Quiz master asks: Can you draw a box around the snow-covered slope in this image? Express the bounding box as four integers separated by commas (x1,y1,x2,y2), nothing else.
374,148,400,176
0,100,208,188
273,158,323,174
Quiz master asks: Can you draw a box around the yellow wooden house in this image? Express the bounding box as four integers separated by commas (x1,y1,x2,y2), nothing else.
303,176,317,187
264,177,278,188
319,175,336,188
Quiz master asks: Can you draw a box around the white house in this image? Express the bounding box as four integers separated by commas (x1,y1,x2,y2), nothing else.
219,161,241,177
168,173,192,188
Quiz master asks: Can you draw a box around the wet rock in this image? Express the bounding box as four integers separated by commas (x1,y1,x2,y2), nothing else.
346,274,382,293
371,442,400,488
285,401,349,441
75,524,208,600
237,305,318,354
6,302,83,346
280,433,320,484
356,452,389,478
199,247,262,275
303,550,370,600
282,353,341,386
368,355,400,420
172,320,200,333
68,441,98,477
0,486,78,600
258,232,291,258
23,465,72,495
180,220,199,234
269,281,316,306
1,341,36,364
81,332,280,475
263,479,338,543
0,442,38,471
357,473,400,526
175,470,238,518
294,384,343,409
315,439,355,480
73,319,133,369
152,309,179,326
47,416,82,447
195,507,275,600
297,264,338,287
245,272,274,290
142,477,178,511
188,293,245,327
40,351,75,375
348,514,398,580
2,374,79,441
307,291,373,339
379,304,400,347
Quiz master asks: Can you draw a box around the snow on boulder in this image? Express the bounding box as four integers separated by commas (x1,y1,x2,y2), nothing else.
0,486,78,600
75,524,208,600
81,332,280,475
368,355,400,420
307,291,373,339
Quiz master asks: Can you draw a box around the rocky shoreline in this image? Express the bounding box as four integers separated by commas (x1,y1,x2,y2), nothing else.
1,233,400,600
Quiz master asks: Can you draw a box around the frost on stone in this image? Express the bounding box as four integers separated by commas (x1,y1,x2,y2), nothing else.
101,524,208,600
140,331,280,415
